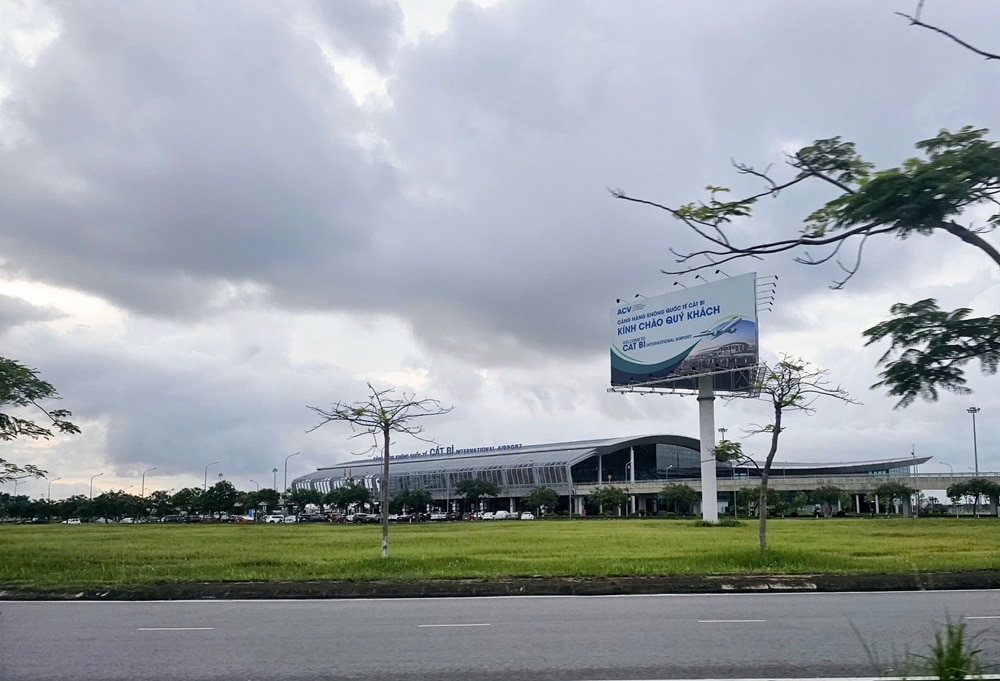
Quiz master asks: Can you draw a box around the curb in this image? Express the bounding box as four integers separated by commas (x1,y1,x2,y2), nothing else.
2,570,998,601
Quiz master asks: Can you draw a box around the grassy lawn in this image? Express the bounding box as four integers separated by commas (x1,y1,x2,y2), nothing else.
0,517,997,589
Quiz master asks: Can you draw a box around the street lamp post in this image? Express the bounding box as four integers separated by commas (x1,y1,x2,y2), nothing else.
90,472,104,500
284,452,300,493
272,468,278,490
249,479,260,491
204,461,220,491
967,407,980,476
47,477,61,501
943,462,954,476
141,467,157,499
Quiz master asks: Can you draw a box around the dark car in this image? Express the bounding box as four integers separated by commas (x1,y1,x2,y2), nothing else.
160,515,187,523
296,514,328,523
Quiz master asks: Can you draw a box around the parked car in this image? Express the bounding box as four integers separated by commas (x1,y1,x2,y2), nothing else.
429,511,448,521
296,514,327,523
160,515,187,523
480,511,495,521
519,512,535,520
493,510,510,520
265,513,286,524
119,517,137,524
328,513,347,523
62,518,82,525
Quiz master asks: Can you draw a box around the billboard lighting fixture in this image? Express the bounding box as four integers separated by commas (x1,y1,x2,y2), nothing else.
672,281,688,289
713,269,731,278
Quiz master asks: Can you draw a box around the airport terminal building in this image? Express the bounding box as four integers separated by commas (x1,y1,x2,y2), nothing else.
291,434,931,515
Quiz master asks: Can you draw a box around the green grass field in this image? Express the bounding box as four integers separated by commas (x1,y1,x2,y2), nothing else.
1,517,997,589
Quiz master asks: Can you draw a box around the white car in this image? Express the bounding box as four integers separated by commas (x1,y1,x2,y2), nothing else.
493,510,510,520
480,512,495,521
62,518,82,525
120,517,137,524
265,513,286,524
519,512,535,520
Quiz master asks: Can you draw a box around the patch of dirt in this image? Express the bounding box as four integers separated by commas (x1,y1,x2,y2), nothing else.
2,570,999,601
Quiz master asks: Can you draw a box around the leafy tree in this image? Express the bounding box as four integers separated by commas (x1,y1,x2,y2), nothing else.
946,479,1000,518
324,479,373,512
523,486,559,515
658,484,699,515
590,485,628,516
170,487,204,516
613,126,1000,408
201,481,239,516
146,490,174,518
455,477,501,508
1,357,80,483
810,485,849,516
869,481,917,515
286,487,321,513
722,355,857,549
391,488,432,514
307,382,451,559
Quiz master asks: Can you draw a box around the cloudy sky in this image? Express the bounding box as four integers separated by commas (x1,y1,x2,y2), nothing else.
2,0,997,500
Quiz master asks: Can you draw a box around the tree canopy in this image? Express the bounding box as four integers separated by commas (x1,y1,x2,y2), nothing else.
1,357,81,483
613,126,1000,408
455,477,501,506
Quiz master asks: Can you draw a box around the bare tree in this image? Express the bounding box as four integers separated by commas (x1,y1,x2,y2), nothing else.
896,1,999,61
307,383,452,559
723,355,859,550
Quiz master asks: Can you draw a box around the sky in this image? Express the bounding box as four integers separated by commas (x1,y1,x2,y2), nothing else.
1,0,998,501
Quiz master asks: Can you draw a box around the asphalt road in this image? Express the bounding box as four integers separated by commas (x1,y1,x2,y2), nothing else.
1,590,998,681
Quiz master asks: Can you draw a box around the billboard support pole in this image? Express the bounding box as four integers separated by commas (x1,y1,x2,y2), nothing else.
698,375,719,523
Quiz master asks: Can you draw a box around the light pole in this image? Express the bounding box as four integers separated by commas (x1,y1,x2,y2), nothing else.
141,467,157,499
665,464,673,481
204,461,220,491
249,479,260,491
47,477,61,501
943,461,954,476
967,407,980,476
272,468,278,490
718,427,727,441
284,452,300,492
90,472,104,499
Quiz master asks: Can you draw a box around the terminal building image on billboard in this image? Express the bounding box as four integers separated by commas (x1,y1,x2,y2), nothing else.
291,434,931,516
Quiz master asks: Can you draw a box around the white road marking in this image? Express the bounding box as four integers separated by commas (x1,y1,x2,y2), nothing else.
417,623,491,628
966,615,1000,619
697,619,765,623
137,627,214,631
574,677,1000,681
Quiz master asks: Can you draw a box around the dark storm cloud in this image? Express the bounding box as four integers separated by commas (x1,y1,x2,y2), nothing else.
1,0,997,366
0,0,400,317
0,294,60,334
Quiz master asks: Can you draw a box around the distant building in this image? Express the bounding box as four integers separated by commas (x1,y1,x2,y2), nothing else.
291,434,931,515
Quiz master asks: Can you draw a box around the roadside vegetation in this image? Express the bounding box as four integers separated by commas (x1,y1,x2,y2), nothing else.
0,517,996,590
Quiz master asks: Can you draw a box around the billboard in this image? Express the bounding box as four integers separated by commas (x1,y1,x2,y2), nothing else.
610,273,759,389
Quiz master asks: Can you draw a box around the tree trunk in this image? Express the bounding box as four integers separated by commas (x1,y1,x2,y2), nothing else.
381,427,390,559
758,410,782,551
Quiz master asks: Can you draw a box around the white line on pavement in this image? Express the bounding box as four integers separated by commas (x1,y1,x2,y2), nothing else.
137,627,214,631
417,623,491,628
697,619,766,623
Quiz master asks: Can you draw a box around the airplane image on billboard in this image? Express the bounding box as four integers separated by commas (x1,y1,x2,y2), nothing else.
610,273,759,390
